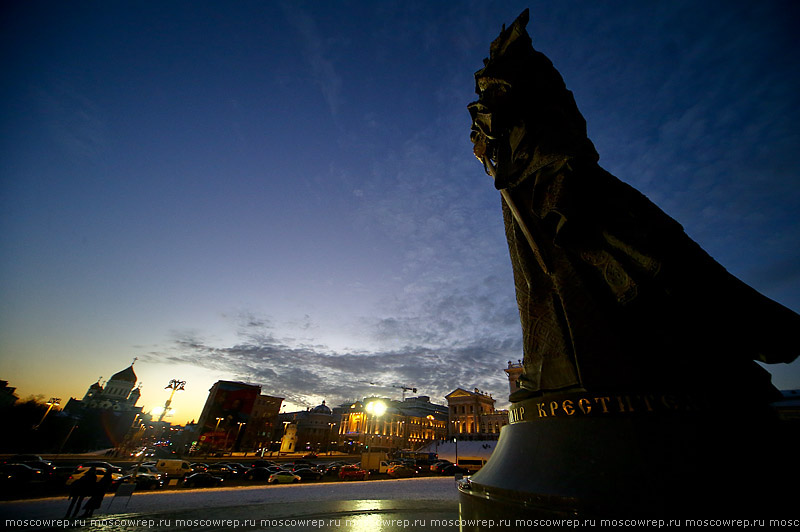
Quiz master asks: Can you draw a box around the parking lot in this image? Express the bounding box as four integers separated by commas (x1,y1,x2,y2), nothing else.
0,454,458,502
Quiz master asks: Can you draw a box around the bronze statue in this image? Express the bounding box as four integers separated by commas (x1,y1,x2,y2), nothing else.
468,9,799,404
458,11,798,523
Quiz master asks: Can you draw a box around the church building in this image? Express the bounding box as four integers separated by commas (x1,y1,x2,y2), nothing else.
81,364,142,411
63,361,144,451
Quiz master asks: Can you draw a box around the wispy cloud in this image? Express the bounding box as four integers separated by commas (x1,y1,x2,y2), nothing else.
148,337,512,410
281,3,343,118
144,274,520,409
35,82,107,161
557,1,800,291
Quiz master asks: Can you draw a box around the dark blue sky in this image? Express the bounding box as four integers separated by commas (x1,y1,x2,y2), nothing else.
2,1,798,421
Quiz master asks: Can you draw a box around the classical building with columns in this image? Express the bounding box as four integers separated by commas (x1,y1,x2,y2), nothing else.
277,401,339,454
337,396,448,454
446,387,509,440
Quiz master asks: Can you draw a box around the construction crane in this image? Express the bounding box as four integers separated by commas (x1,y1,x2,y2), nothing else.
393,385,417,401
360,380,418,401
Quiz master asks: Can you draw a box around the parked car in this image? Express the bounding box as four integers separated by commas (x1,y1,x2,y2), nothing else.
244,466,279,480
0,463,46,486
338,465,369,481
291,463,321,473
430,460,452,473
206,464,237,478
66,466,122,487
439,464,469,475
323,462,347,476
268,471,301,484
5,454,45,463
398,459,423,473
53,466,76,485
6,456,56,477
112,473,163,490
127,465,162,479
293,468,323,481
223,463,249,475
182,472,224,488
79,461,123,474
249,460,276,469
387,464,417,478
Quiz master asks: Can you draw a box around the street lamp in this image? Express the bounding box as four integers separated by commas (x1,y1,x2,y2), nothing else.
158,379,185,423
34,397,60,430
210,416,224,455
280,421,290,455
327,422,336,455
236,421,246,446
58,419,79,454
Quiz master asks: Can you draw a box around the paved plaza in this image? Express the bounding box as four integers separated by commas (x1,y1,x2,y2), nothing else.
1,477,463,531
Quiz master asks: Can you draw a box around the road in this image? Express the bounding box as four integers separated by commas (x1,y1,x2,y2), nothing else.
1,476,462,531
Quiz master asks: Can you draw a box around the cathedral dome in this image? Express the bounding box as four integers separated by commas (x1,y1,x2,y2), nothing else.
109,365,137,383
310,401,331,414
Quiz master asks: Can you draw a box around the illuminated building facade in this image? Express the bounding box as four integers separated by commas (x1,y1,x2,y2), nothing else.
337,396,448,453
446,387,508,439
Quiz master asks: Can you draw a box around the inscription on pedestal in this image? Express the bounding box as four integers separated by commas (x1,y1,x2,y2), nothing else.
509,393,710,423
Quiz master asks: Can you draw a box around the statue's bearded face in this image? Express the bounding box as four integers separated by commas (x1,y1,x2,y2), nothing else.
468,99,493,164
470,56,597,191
469,76,535,189
468,79,513,179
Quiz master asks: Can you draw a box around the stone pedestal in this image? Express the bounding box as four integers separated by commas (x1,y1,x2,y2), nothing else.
458,392,795,524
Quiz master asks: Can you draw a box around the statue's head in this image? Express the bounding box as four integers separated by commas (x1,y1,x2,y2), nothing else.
469,9,597,189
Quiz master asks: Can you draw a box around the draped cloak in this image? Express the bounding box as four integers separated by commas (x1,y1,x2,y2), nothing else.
470,11,800,402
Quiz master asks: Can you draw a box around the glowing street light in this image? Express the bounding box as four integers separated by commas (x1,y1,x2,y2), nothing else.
364,400,387,451
365,400,387,417
235,421,246,451
33,397,60,430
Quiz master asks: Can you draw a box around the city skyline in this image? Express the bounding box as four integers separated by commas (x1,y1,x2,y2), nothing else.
2,1,799,425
